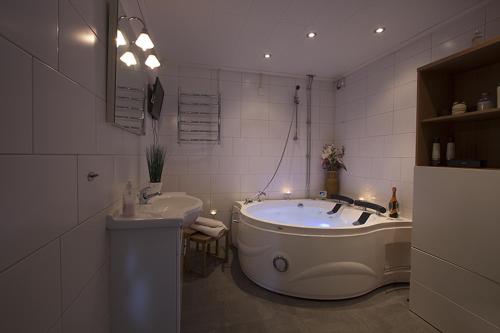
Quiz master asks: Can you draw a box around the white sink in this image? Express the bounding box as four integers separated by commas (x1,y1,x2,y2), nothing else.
107,192,203,230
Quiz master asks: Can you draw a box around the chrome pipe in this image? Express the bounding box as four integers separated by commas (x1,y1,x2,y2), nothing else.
306,75,314,198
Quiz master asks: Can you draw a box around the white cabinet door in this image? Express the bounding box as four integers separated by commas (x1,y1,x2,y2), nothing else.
413,166,500,283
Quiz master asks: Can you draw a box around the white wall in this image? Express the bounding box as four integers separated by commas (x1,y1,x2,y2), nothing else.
334,2,500,218
0,1,150,332
156,67,335,224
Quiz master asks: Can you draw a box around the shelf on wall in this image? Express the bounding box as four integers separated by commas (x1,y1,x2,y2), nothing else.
421,108,500,124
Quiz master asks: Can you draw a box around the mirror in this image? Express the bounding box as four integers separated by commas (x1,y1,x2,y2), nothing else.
106,0,156,135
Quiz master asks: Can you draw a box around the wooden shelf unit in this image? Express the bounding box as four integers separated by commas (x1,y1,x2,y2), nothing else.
416,36,500,169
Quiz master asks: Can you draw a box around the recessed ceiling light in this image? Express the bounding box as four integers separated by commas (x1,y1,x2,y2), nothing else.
307,31,317,39
374,27,386,34
264,53,272,59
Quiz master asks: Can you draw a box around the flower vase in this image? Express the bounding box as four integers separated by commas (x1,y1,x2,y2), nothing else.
325,171,339,197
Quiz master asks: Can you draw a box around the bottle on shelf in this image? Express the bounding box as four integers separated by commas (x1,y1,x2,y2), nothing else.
431,137,441,166
497,84,500,109
446,137,455,163
388,187,399,218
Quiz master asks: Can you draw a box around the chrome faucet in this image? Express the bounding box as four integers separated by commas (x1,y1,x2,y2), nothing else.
255,191,266,202
138,186,161,204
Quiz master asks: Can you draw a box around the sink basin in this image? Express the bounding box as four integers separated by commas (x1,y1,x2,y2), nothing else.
107,192,203,230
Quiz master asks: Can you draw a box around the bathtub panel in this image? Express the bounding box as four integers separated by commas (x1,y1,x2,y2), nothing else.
413,166,500,283
238,213,411,299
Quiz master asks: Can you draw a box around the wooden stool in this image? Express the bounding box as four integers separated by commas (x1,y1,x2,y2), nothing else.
182,228,198,272
186,229,229,276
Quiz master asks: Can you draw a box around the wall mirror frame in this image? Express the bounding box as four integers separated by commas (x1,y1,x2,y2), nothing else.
106,0,154,135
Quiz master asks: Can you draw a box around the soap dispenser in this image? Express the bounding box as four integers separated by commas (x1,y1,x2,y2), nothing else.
122,181,136,217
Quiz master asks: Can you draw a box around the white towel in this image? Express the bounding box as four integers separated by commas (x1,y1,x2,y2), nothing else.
190,224,226,238
195,216,228,230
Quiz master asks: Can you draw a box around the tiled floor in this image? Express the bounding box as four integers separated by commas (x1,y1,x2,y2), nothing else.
181,249,438,333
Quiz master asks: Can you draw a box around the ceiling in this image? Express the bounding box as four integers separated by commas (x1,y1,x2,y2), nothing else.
132,0,485,78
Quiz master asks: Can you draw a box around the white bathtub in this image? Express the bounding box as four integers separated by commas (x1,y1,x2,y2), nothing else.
236,199,412,300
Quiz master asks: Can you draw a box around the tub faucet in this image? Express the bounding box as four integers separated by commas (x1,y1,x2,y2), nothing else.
256,191,266,202
138,186,161,204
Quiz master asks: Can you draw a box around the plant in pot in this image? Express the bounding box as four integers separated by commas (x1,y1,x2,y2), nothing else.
146,144,166,194
321,144,346,196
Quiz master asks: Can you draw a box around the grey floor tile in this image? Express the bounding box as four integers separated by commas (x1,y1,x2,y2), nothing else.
181,248,437,333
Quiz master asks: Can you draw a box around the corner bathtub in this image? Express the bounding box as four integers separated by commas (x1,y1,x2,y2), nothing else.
236,199,412,300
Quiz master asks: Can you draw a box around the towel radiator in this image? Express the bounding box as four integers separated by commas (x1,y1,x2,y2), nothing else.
177,88,221,144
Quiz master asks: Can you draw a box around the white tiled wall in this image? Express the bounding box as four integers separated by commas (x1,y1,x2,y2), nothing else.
157,67,335,224
0,1,148,332
334,3,500,218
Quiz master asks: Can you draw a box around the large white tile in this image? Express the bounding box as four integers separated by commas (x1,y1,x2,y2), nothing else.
241,101,268,120
178,175,211,193
0,36,32,153
0,240,61,333
394,81,417,110
68,0,107,39
393,107,416,134
233,137,261,156
95,98,125,155
62,264,109,333
365,112,393,137
344,118,366,139
401,158,415,183
0,156,77,272
365,90,394,117
384,133,416,158
78,155,115,222
59,0,106,98
371,158,401,181
211,174,241,193
395,49,431,85
221,118,241,137
365,65,394,94
61,211,107,310
219,80,241,100
357,136,385,158
33,60,96,154
241,119,268,138
395,36,432,62
0,0,58,67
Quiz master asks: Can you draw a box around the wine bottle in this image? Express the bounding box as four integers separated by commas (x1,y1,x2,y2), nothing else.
388,187,399,218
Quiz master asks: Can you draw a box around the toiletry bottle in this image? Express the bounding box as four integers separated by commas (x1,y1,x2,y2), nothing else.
388,187,399,218
122,181,136,217
497,84,500,109
431,138,441,166
446,137,455,163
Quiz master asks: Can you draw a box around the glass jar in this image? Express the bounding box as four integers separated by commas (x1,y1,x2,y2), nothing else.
477,92,493,111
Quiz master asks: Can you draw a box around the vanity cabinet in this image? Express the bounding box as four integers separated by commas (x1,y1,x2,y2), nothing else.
108,224,182,333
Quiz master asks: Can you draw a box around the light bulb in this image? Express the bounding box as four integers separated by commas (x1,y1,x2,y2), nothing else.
116,29,127,47
120,51,137,66
374,27,386,34
145,54,161,69
307,31,317,38
135,30,154,51
264,53,272,59
210,209,217,216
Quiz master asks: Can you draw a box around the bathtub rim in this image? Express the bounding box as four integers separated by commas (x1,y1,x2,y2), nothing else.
239,199,411,236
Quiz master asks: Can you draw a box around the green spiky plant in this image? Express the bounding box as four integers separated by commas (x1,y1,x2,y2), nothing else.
146,144,166,183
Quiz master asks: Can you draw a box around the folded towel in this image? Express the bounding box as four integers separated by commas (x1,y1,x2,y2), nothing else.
195,217,228,230
190,223,226,238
